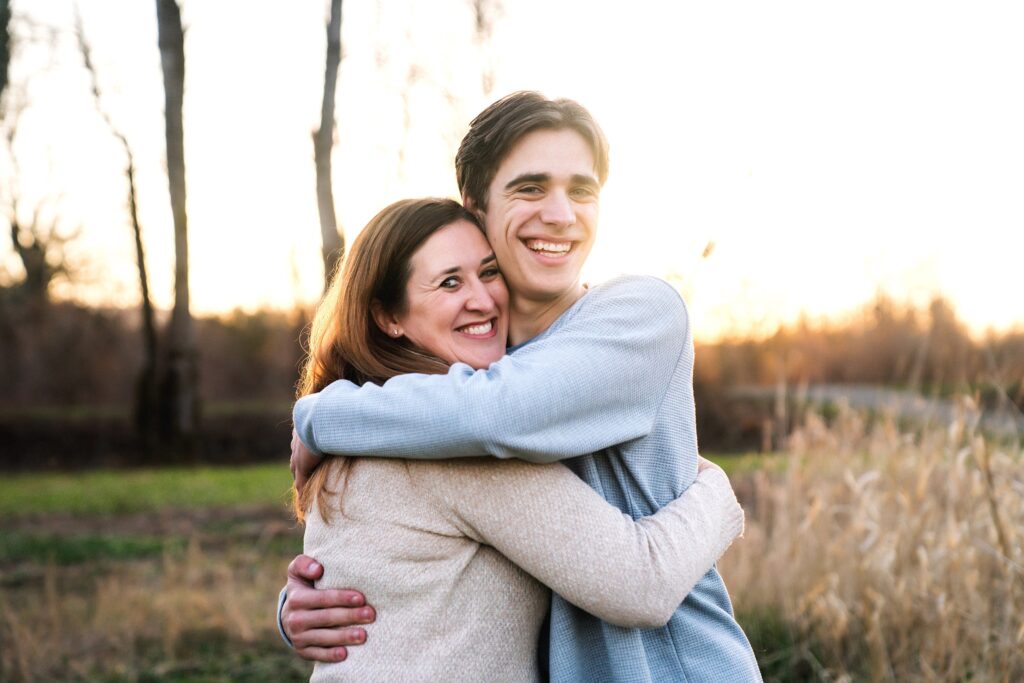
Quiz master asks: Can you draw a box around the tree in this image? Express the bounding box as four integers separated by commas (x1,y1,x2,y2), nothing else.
471,0,501,97
155,0,198,446
2,82,78,310
1,0,10,104
75,5,158,439
313,0,345,291
3,194,78,309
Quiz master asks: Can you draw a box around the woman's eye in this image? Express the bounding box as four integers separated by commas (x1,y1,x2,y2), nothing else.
481,267,501,279
440,276,460,289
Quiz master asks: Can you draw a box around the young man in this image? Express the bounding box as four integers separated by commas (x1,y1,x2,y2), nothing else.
282,91,761,681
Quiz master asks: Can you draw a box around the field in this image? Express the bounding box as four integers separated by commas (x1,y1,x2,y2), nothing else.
0,464,310,682
2,404,1022,681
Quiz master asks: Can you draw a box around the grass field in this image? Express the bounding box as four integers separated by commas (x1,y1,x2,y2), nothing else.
0,463,309,682
2,410,1021,681
0,463,294,517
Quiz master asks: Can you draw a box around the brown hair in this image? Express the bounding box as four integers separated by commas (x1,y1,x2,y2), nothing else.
295,198,480,521
455,91,610,213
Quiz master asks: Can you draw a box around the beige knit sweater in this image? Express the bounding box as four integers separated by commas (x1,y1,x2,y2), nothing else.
304,457,743,682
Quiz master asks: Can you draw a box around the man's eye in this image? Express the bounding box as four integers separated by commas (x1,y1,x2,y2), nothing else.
571,186,597,199
518,185,542,194
440,276,460,289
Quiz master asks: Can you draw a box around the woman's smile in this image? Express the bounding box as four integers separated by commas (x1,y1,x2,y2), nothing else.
388,219,509,370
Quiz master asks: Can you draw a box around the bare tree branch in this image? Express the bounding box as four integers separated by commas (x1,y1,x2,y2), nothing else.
75,2,159,437
314,0,344,292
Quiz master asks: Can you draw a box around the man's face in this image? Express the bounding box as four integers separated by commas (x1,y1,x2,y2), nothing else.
474,128,599,304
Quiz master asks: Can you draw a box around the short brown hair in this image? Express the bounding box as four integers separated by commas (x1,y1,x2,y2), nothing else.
295,198,478,521
455,91,610,212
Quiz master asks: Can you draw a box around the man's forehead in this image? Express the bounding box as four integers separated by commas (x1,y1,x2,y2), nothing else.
493,129,597,181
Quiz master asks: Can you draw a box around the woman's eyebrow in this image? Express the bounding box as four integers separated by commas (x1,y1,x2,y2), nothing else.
432,265,462,280
431,254,497,281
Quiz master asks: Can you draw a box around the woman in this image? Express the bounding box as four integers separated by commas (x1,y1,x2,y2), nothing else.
296,197,743,681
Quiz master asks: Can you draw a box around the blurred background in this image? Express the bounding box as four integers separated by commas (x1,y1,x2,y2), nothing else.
1,1,1022,681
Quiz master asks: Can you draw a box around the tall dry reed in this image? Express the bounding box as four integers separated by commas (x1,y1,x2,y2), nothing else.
722,400,1024,681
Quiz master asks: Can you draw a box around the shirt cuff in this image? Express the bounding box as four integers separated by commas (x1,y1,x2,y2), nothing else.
276,586,294,648
293,393,324,456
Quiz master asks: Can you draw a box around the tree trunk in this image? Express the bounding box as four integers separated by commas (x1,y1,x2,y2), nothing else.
314,0,344,291
155,0,198,447
0,0,10,105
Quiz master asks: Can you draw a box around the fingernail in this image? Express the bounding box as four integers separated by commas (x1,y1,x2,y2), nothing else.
309,561,321,573
348,594,363,606
360,607,374,620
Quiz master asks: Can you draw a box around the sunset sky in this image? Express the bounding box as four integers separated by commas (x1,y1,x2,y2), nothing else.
4,0,1023,341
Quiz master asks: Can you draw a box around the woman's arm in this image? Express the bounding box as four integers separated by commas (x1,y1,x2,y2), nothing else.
420,457,743,629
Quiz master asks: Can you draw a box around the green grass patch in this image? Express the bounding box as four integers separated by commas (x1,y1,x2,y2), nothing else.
707,451,781,476
0,463,293,517
0,531,182,565
738,607,828,682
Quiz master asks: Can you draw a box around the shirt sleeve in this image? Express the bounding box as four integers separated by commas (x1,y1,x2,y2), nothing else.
420,458,743,628
294,276,691,462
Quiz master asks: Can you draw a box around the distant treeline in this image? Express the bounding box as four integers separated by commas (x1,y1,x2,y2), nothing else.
0,291,1021,463
694,294,1023,403
0,297,304,409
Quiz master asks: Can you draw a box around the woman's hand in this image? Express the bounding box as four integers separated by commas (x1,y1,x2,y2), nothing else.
291,428,323,495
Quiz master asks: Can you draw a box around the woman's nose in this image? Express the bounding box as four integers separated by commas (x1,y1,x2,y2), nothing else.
464,278,497,313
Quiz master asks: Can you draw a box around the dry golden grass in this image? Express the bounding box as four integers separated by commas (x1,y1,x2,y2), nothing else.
0,527,308,682
3,406,1020,681
722,400,1024,681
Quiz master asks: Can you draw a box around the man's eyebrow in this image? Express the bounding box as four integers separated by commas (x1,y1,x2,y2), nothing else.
504,172,600,192
504,173,549,191
572,174,600,189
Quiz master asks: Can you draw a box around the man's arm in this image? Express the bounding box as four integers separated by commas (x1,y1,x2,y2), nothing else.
295,276,691,463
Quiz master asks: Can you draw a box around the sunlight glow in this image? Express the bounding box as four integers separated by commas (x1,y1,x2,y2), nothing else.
6,0,1023,341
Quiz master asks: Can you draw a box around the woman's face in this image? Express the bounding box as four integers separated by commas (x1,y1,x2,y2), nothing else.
391,219,509,370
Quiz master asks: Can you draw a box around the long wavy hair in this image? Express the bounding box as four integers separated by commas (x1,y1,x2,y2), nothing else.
295,198,481,521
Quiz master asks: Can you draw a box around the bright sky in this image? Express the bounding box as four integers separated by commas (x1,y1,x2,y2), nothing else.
4,0,1023,341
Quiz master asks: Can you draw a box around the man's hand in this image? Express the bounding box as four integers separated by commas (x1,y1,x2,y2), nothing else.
291,428,323,495
282,554,376,662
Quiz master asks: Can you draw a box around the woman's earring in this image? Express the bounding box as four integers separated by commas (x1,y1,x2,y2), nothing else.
392,328,400,337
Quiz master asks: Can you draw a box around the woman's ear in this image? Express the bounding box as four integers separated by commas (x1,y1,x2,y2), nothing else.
370,300,403,339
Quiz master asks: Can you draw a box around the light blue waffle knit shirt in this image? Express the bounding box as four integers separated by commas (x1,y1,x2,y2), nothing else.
294,275,761,682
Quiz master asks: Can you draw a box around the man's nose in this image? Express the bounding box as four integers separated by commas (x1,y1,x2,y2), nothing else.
540,190,575,228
